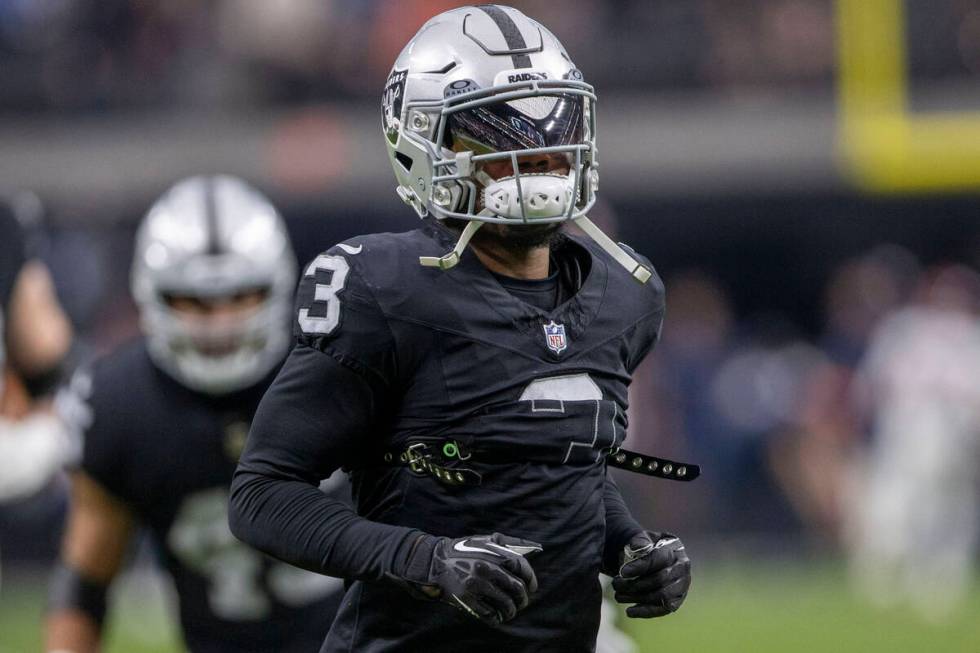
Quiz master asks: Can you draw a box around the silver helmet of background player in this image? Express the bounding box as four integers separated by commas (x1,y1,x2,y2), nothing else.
381,4,650,281
131,176,297,395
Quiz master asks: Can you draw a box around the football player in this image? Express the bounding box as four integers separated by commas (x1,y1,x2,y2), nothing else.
0,201,74,501
46,177,344,653
230,6,691,652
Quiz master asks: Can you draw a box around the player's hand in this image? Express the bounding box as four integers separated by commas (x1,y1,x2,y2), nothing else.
404,533,542,625
612,531,690,618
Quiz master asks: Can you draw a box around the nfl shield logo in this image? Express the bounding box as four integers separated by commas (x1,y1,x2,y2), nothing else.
542,320,567,355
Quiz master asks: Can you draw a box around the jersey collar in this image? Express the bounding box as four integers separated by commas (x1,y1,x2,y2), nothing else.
425,220,608,360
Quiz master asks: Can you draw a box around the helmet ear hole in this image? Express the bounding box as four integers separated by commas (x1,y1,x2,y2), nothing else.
395,152,414,172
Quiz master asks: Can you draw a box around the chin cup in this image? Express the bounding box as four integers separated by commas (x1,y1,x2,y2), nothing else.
482,174,573,222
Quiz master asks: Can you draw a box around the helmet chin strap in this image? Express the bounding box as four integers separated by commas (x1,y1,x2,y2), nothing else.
571,215,653,284
419,213,651,284
422,170,652,283
419,219,484,270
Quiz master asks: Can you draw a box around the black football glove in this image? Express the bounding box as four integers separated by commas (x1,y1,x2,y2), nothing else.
612,531,691,618
396,532,542,626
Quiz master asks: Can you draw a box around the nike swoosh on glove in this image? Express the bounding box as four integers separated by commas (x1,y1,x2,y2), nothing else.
612,531,691,618
394,532,542,626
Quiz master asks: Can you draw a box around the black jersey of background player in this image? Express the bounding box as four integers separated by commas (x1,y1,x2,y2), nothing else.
290,219,664,652
70,339,345,653
0,207,27,395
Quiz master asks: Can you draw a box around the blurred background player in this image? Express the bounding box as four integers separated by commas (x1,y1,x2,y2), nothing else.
0,200,74,502
45,176,345,653
847,264,980,621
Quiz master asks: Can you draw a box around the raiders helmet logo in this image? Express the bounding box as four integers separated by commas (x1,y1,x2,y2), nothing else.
382,68,407,145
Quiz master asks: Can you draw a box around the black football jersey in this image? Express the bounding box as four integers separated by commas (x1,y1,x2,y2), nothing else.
68,340,345,653
233,219,663,652
0,208,27,396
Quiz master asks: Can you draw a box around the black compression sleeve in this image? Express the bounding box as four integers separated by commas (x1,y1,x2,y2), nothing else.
228,344,425,582
22,340,81,398
47,563,108,625
601,472,644,576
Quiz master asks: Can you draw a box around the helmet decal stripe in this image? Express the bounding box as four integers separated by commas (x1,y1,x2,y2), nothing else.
477,5,532,69
203,177,222,255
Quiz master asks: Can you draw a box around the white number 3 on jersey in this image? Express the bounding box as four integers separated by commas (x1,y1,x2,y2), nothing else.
297,253,349,335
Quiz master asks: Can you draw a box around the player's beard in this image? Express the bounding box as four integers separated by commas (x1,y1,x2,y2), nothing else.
471,221,563,253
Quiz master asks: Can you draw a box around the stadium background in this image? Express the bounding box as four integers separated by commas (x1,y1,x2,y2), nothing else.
1,1,978,651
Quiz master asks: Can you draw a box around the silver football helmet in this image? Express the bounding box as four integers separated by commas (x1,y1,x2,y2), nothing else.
383,4,650,281
131,176,297,395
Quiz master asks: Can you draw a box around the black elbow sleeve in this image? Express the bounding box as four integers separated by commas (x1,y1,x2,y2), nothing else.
21,340,83,399
47,563,108,625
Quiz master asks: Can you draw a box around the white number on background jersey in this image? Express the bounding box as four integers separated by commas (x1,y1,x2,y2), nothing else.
168,487,340,620
297,254,350,336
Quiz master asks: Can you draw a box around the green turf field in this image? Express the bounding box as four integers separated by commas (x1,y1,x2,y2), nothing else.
1,562,976,652
0,568,181,653
623,562,979,653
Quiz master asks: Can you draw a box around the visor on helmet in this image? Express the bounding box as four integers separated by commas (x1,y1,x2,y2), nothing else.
446,93,585,154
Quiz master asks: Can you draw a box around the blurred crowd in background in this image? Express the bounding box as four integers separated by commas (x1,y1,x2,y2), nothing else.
629,246,980,620
1,0,838,112
1,0,979,628
2,0,979,113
